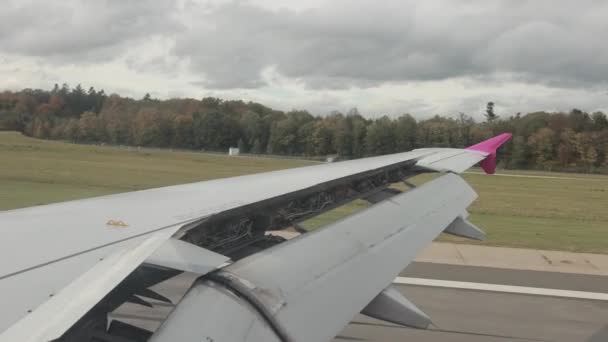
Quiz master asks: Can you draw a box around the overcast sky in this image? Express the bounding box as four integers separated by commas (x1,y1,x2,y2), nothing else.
1,0,607,119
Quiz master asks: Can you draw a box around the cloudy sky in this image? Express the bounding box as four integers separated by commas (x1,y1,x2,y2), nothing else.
1,0,607,119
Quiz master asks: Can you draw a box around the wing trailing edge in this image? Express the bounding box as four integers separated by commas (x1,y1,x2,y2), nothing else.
145,238,231,274
150,173,477,342
0,226,180,342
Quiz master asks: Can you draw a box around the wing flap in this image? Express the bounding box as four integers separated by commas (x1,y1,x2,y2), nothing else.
145,238,231,274
0,226,180,342
151,173,477,341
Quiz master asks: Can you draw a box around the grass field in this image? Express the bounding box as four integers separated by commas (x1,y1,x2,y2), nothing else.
2,131,607,253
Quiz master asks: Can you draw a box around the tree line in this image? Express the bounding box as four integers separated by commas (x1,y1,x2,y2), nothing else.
1,84,607,173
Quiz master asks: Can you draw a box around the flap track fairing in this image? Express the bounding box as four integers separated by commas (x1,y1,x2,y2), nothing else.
361,285,431,329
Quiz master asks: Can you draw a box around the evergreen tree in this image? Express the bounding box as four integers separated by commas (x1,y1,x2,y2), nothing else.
252,139,263,154
485,102,498,122
510,135,528,168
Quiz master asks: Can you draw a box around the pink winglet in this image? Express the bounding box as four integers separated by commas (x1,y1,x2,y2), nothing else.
466,133,512,174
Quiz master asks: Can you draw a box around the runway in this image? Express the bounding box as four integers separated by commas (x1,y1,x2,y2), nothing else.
111,262,608,341
338,285,608,341
464,171,605,181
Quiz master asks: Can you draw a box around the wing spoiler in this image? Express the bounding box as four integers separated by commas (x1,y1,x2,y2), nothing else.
150,173,478,342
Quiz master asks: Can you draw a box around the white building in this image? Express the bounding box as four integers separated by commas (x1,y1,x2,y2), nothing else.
228,147,240,156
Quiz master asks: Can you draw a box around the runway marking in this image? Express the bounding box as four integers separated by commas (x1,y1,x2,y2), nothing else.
465,171,602,181
394,277,608,301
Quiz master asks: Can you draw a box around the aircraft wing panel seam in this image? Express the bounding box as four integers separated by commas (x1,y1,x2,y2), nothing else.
0,219,199,281
0,227,182,342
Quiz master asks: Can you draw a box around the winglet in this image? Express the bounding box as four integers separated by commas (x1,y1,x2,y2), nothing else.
466,133,512,174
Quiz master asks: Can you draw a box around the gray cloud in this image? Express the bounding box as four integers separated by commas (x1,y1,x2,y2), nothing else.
2,0,607,89
0,0,181,61
1,0,607,118
173,0,608,89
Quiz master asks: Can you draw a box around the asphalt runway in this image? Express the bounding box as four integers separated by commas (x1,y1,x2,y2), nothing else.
111,262,608,341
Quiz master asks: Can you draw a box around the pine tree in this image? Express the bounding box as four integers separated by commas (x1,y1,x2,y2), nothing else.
485,102,498,122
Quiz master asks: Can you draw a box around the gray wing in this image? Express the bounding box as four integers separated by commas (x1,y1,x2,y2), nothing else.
0,134,508,341
150,173,480,342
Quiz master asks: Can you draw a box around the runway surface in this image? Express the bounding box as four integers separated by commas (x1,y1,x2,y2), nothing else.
111,262,608,341
464,171,606,181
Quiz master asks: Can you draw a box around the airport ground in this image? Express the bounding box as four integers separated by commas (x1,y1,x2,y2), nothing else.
2,131,607,253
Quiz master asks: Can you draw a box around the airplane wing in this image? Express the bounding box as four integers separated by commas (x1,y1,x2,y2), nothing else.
0,133,511,341
151,173,475,342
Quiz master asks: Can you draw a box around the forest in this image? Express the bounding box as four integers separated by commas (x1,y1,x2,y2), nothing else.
1,84,607,173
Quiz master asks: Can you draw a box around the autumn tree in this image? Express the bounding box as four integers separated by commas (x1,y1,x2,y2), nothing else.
365,116,396,155
348,114,367,158
192,111,239,150
4,83,608,174
568,109,593,132
393,114,417,151
173,114,194,148
574,132,598,170
592,112,608,131
528,128,557,170
510,135,528,168
557,129,577,166
251,139,264,154
62,119,79,141
310,120,334,156
239,111,263,150
78,111,101,142
454,112,474,147
266,111,314,155
325,113,352,157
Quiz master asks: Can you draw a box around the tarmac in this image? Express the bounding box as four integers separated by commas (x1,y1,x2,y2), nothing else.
112,242,608,341
416,242,608,275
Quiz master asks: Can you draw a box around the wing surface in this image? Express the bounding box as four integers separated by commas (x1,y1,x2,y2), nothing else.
1,149,435,338
0,227,178,342
150,173,477,341
0,133,510,340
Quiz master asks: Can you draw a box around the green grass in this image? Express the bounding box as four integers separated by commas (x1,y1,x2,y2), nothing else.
304,170,608,253
2,131,608,253
443,171,608,253
0,132,315,209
